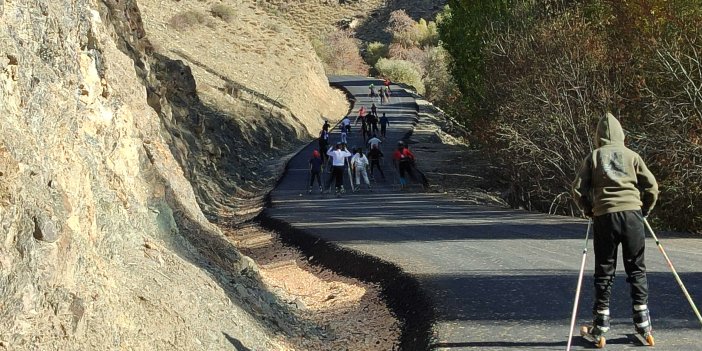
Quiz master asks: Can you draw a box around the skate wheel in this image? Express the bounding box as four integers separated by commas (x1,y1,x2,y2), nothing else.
596,336,606,348
646,334,655,346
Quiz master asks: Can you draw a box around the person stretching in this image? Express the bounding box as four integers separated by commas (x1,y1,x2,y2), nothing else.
351,148,372,192
327,143,352,197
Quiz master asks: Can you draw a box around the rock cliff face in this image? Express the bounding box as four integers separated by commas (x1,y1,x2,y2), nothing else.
0,0,345,349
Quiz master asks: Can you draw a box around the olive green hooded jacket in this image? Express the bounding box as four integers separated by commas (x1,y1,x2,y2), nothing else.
572,113,659,217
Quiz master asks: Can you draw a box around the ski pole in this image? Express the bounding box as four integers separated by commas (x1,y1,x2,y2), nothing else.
566,219,592,351
644,218,702,328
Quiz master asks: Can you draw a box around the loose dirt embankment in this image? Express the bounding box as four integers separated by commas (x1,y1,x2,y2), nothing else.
0,0,402,349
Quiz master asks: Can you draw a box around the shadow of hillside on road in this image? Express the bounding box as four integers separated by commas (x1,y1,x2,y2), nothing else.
268,192,589,241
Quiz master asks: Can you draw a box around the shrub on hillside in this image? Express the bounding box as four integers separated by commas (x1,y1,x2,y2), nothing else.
375,58,424,95
388,44,427,77
416,18,440,47
313,30,369,76
211,4,235,22
387,10,440,48
387,10,417,48
169,10,208,31
423,47,459,107
364,42,388,67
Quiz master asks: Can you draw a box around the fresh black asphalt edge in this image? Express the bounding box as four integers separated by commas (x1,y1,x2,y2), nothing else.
253,79,437,350
255,212,436,351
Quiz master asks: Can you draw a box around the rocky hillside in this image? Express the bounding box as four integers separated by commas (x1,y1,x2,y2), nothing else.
0,0,346,349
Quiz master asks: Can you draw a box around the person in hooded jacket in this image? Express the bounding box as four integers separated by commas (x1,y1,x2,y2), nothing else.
572,113,659,346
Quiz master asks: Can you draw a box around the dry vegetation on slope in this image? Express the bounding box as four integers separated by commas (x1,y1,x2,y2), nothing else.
140,0,347,135
0,0,402,349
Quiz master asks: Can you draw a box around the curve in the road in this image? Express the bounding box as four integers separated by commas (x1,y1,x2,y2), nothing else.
260,76,702,351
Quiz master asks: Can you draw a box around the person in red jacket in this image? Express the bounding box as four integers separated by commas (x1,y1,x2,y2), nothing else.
392,141,415,190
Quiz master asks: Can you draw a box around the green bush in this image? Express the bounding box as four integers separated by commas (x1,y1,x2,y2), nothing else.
375,58,424,95
364,42,388,67
423,47,459,107
416,19,440,47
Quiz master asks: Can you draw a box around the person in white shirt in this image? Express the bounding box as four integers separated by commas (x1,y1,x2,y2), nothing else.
367,134,382,150
327,143,352,196
341,117,351,134
351,148,372,192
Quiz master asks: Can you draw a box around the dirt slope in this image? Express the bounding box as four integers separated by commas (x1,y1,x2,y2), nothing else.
257,0,447,43
0,0,362,349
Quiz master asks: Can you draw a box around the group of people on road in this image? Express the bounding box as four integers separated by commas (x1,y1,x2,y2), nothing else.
369,79,392,104
307,138,416,196
305,72,672,347
308,89,417,196
355,104,390,143
313,79,669,348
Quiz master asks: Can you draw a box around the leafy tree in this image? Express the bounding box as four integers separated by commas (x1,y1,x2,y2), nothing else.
438,1,510,122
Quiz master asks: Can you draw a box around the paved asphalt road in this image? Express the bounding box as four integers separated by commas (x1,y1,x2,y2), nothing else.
265,76,702,350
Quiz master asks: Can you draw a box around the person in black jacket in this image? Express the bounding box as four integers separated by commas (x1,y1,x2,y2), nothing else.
368,144,385,180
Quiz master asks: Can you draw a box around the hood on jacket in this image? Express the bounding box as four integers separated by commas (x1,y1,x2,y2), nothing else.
596,112,626,147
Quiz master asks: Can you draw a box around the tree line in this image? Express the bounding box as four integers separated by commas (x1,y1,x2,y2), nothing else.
439,0,702,232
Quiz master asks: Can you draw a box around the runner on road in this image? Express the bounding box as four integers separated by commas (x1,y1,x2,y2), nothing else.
340,116,351,143
340,123,348,144
368,112,379,134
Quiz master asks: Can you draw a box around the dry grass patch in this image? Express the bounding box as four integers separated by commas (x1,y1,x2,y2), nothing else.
169,10,208,31
211,4,235,22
